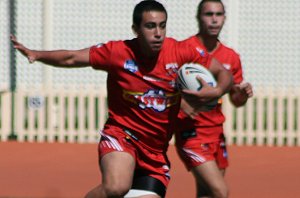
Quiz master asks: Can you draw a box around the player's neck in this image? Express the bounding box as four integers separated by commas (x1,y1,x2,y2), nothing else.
136,38,160,60
197,33,219,53
136,44,159,71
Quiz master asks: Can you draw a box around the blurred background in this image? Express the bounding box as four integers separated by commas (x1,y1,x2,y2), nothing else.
0,0,300,146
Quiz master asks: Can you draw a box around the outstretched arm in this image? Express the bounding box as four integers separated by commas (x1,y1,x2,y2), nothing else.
229,81,253,107
11,34,90,68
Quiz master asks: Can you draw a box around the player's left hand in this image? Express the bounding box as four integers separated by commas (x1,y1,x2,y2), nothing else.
229,81,253,107
233,82,253,98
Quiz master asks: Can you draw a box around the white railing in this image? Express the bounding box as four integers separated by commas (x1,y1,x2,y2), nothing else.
12,87,107,143
0,90,11,142
0,87,299,146
223,87,300,146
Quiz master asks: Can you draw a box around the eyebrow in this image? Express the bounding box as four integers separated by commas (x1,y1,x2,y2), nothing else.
144,21,167,25
203,11,225,15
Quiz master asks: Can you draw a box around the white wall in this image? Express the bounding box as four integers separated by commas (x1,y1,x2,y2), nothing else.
1,0,299,90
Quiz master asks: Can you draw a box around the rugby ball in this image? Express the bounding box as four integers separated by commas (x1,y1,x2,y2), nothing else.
176,63,218,111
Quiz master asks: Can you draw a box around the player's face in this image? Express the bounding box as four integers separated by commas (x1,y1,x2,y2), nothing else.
199,2,225,37
135,11,167,56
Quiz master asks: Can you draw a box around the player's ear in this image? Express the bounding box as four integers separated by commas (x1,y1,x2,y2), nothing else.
132,24,138,36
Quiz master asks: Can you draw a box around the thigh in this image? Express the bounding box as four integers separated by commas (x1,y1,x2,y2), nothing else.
99,127,169,197
220,168,226,176
176,141,217,171
100,151,136,187
191,142,227,190
192,160,225,186
98,131,136,188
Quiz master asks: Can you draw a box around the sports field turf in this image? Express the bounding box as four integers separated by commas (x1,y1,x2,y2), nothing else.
0,142,299,198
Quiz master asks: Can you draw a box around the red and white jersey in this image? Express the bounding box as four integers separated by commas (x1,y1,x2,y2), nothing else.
177,35,244,143
89,37,212,152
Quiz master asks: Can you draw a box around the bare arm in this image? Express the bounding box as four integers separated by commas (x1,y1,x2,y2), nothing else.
180,98,198,119
229,81,253,107
11,35,90,68
208,58,233,96
182,58,233,107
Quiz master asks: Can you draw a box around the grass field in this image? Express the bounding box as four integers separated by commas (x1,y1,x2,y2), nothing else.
0,142,299,198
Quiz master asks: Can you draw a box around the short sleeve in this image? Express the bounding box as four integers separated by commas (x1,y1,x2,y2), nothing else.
178,41,212,69
231,53,244,84
89,41,114,71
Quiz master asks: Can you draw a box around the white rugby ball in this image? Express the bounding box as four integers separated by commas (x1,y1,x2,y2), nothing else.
177,63,217,91
176,63,218,111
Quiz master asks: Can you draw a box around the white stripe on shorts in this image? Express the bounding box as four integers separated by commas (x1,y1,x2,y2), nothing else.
182,148,206,163
100,132,123,151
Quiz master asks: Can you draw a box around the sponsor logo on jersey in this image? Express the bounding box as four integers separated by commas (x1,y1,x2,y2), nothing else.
196,47,206,57
124,60,138,73
165,63,179,76
223,63,231,70
123,89,180,112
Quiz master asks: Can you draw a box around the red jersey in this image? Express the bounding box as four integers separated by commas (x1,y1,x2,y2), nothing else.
177,35,243,143
89,37,212,152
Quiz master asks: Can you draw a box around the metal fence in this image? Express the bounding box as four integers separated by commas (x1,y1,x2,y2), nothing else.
1,87,299,146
